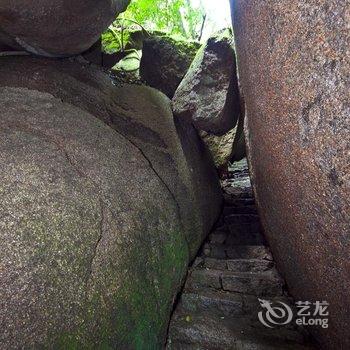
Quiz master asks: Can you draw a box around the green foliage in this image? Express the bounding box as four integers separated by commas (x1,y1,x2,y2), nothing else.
102,0,205,53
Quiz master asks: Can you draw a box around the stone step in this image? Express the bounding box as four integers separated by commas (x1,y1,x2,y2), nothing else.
226,245,273,260
223,186,253,198
226,228,265,246
201,243,227,259
208,230,228,244
180,287,295,318
167,340,314,350
180,289,245,317
202,257,228,270
202,258,274,273
221,270,284,297
167,309,313,350
223,195,255,207
227,259,274,272
185,268,222,291
185,268,284,297
176,292,309,343
202,244,273,260
227,222,262,235
224,214,260,224
223,205,258,215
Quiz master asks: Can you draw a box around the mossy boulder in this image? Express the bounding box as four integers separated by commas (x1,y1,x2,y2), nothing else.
0,57,222,348
140,35,200,98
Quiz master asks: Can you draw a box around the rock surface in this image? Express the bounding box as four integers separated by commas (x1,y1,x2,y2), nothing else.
140,35,200,98
200,129,237,170
0,0,130,56
231,0,349,348
0,58,222,348
172,29,241,135
200,111,246,170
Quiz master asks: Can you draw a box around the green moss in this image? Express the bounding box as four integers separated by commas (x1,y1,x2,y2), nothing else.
52,205,189,350
110,223,189,349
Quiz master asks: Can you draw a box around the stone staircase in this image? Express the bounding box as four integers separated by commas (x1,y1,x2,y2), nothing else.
166,160,315,350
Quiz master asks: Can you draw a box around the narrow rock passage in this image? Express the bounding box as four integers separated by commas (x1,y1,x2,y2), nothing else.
167,159,315,350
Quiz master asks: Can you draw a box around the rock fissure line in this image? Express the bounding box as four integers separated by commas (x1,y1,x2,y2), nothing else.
109,126,191,250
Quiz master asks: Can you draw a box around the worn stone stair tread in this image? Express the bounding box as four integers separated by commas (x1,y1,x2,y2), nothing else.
180,288,294,316
226,245,273,260
202,242,228,259
202,258,274,273
225,229,266,246
223,205,258,215
221,270,284,296
224,214,260,224
209,230,229,244
167,340,314,350
179,288,294,319
223,196,255,206
185,267,283,297
227,222,262,235
168,310,312,350
179,289,245,317
203,244,272,260
200,257,273,271
224,188,253,198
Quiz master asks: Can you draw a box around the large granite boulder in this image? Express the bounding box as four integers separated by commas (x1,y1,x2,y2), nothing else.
0,58,222,348
172,29,241,135
0,0,130,56
231,0,349,348
140,35,200,98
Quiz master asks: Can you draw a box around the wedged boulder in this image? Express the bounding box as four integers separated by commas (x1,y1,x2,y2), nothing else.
231,0,349,348
199,112,246,171
0,58,222,348
200,129,237,170
0,0,130,57
140,35,200,98
172,29,241,135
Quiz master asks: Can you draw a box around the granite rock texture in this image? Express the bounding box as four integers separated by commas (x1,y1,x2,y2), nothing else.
172,29,241,135
0,0,130,56
231,1,350,348
140,35,200,98
0,58,222,348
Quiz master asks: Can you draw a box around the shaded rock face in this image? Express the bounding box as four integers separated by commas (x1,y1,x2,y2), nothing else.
231,0,349,348
140,35,200,98
200,129,237,169
0,0,130,56
0,58,222,348
200,111,246,170
172,29,241,136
